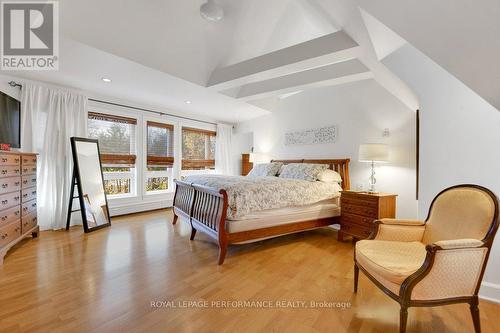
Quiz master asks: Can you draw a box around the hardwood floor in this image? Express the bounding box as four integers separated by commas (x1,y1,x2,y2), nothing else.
0,209,499,333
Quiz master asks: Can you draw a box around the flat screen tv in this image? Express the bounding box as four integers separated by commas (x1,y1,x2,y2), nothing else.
0,91,21,148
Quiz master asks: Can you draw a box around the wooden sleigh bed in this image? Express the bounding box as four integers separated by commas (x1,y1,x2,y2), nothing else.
172,159,350,264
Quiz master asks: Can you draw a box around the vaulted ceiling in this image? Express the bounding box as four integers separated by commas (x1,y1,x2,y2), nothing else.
4,0,499,123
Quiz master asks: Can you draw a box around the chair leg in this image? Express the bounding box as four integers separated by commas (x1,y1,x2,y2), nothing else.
172,214,178,225
190,228,197,240
354,264,359,293
400,306,408,333
470,296,481,333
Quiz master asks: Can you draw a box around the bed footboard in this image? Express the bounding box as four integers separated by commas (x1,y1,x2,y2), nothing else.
173,179,229,264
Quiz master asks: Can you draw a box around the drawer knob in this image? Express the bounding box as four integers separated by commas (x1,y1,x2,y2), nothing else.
1,158,6,162
1,170,6,174
1,200,7,204
1,184,7,188
1,216,6,221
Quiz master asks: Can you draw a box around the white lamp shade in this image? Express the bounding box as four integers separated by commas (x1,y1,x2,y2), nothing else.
249,153,270,164
358,144,389,163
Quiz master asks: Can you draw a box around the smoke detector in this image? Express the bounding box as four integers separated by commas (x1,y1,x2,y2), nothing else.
200,0,224,22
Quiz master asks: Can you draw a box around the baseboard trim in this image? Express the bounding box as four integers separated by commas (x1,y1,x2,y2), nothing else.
479,281,500,304
109,199,173,216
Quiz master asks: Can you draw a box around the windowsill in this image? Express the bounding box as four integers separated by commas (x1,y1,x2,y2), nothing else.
145,190,173,196
107,193,136,200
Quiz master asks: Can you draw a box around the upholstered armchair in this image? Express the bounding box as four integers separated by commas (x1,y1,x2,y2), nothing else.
354,185,499,333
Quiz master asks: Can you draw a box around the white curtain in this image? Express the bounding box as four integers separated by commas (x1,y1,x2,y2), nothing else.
215,123,233,175
21,83,88,230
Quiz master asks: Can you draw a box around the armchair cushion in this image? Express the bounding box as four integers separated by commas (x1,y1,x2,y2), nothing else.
356,240,427,285
375,224,426,242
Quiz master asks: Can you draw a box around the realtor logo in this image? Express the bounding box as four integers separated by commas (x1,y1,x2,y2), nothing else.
1,1,59,70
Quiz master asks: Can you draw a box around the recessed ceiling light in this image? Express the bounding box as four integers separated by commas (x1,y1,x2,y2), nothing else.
185,100,192,104
101,77,112,83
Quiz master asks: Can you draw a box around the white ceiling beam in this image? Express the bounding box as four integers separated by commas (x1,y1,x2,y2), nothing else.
207,31,360,91
222,59,372,102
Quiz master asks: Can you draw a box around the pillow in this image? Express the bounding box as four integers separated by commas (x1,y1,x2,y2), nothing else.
278,163,328,181
247,162,283,177
317,169,342,184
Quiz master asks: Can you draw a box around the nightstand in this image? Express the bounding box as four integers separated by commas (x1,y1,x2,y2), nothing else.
338,191,397,241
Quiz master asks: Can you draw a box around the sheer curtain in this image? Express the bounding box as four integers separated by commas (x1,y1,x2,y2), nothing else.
215,123,233,175
21,83,88,230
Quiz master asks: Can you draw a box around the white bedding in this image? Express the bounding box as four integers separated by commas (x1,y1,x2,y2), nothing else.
225,198,340,233
183,174,342,219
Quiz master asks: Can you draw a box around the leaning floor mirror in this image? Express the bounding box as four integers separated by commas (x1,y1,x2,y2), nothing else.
68,137,111,232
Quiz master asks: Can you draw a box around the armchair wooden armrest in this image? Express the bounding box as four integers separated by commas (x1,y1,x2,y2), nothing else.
433,238,484,250
370,220,426,242
379,218,426,226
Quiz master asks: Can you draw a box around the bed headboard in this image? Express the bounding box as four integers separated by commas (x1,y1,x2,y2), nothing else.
270,158,351,190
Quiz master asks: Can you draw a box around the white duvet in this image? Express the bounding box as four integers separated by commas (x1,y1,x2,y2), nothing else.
183,175,342,219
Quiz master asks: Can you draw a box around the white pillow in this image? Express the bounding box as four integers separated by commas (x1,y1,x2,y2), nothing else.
278,163,328,181
247,162,283,177
317,169,342,184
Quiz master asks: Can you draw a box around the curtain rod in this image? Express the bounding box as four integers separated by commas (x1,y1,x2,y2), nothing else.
6,80,218,126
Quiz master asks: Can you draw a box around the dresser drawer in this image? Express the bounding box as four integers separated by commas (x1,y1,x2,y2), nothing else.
0,176,21,195
0,205,21,227
342,204,377,217
21,164,37,175
0,154,21,166
0,191,21,210
341,223,373,239
21,187,37,203
21,155,37,165
22,199,37,216
341,213,376,227
21,175,37,189
0,165,21,178
0,220,21,248
22,212,37,233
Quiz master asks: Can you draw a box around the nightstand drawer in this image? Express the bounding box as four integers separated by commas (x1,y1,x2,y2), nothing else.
341,197,379,208
342,204,377,217
341,213,375,227
341,223,373,239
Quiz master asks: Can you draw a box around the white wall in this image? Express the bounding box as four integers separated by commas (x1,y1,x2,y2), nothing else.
234,79,418,218
384,44,500,302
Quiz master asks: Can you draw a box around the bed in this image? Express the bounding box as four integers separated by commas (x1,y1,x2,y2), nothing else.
172,159,350,264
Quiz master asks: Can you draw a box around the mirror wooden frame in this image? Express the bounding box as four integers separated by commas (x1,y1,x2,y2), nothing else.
70,137,112,233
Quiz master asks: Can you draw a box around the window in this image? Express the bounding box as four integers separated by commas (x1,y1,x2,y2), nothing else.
88,112,137,196
181,127,216,171
146,121,174,193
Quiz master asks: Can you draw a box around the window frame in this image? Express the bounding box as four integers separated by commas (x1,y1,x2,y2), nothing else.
87,108,139,199
143,116,177,196
181,126,216,171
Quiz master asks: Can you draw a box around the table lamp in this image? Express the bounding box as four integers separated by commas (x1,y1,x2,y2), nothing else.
358,143,389,193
